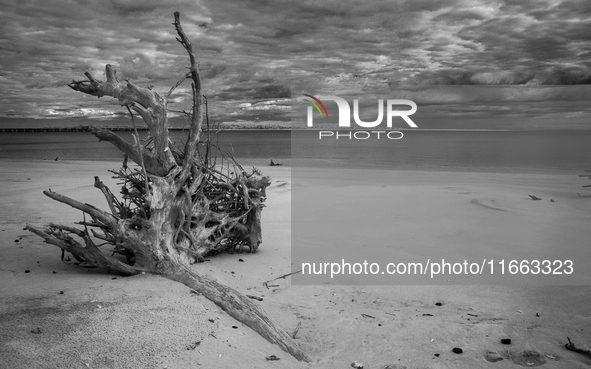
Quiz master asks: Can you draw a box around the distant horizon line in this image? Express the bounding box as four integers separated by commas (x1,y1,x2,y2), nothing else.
3,126,591,133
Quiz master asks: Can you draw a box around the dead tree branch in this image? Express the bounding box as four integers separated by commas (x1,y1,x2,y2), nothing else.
29,11,309,362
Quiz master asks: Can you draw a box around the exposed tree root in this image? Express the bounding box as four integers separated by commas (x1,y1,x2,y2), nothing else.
26,11,310,363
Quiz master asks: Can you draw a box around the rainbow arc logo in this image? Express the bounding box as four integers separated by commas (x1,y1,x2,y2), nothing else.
302,94,329,118
300,93,418,139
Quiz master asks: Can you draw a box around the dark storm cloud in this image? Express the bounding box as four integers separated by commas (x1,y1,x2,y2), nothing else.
0,0,223,118
0,0,590,122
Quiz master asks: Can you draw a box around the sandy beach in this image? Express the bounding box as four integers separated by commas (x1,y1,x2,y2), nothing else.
2,159,591,368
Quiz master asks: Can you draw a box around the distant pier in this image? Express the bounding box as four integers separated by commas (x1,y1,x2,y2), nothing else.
0,126,189,133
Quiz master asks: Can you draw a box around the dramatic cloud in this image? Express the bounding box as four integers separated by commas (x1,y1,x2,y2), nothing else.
0,0,590,128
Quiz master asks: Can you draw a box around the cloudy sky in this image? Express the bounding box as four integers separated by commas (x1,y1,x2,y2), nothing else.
1,0,590,129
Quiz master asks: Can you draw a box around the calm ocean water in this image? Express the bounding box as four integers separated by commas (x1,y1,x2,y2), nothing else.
1,129,590,173
0,130,290,167
292,130,591,174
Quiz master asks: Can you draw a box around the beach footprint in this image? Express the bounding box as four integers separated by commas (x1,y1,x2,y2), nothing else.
470,198,507,212
273,180,288,188
510,350,546,367
441,186,509,212
270,180,290,192
440,186,479,195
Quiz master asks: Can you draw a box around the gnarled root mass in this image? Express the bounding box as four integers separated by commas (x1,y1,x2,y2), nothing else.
25,11,310,362
25,157,309,362
25,158,309,362
27,156,269,273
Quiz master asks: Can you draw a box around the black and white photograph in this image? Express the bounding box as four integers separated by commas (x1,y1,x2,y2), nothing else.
1,0,591,368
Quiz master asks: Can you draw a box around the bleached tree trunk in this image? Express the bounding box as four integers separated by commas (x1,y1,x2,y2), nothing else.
26,12,310,362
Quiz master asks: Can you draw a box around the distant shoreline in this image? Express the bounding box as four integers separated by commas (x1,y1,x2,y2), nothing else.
0,125,291,133
4,126,591,133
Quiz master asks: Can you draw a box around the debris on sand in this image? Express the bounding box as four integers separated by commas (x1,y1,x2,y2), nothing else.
565,337,591,358
186,340,201,350
485,351,504,362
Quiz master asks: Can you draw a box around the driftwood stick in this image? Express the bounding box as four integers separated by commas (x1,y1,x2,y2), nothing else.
94,176,121,217
43,189,117,227
173,11,203,181
26,224,147,276
76,221,110,229
90,127,168,176
166,74,190,99
48,223,86,238
263,270,302,288
565,337,591,358
163,263,310,362
292,321,301,339
26,224,87,261
90,229,116,243
273,270,302,281
127,105,151,205
69,66,175,175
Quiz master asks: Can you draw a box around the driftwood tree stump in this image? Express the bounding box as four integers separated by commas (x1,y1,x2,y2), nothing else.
26,12,309,362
